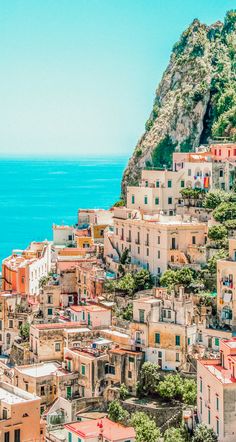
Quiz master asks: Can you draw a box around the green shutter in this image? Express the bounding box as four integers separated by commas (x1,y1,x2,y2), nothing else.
155,197,159,205
81,364,86,375
215,338,219,346
155,333,160,344
175,335,180,346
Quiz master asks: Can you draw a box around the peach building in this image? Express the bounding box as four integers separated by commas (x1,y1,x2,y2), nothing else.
0,381,44,442
2,241,52,295
107,207,207,275
69,304,112,328
197,338,236,441
76,261,106,302
217,238,236,331
65,417,135,442
130,288,196,370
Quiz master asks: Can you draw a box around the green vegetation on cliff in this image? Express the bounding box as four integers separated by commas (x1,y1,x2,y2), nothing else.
122,10,236,194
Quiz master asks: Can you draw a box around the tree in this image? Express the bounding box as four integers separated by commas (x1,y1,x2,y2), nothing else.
133,269,154,291
164,426,187,442
119,383,129,400
192,423,218,442
207,249,228,273
202,190,230,209
120,248,130,265
157,374,183,400
181,378,197,405
208,225,227,241
213,202,236,223
116,273,136,295
39,275,50,288
160,268,195,291
137,362,160,396
120,303,133,321
113,199,125,207
20,322,30,341
108,401,129,424
131,412,160,442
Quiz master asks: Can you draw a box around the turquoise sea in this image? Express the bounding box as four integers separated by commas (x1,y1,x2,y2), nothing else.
0,156,128,264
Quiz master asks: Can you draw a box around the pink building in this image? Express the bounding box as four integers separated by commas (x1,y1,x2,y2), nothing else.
69,304,112,328
211,143,236,161
65,417,135,442
197,338,236,441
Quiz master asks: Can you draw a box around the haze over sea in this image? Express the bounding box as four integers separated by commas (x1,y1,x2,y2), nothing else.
0,156,127,264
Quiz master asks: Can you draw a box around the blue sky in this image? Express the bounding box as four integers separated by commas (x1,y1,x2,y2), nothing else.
0,0,234,156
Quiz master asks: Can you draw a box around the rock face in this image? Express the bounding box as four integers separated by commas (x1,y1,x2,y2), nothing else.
122,11,236,196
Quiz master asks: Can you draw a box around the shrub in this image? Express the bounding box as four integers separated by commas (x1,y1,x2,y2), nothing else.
151,135,177,169
208,225,228,241
108,400,129,424
192,423,218,442
137,362,160,396
213,202,236,222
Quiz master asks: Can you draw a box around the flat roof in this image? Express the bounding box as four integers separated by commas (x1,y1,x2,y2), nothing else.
0,382,39,404
101,329,130,338
65,417,135,439
15,362,60,378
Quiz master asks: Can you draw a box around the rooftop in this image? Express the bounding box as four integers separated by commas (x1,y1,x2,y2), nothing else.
0,382,40,404
69,304,108,313
15,362,61,378
65,417,135,440
33,322,85,330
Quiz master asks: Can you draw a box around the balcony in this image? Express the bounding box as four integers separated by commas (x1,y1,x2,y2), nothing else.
126,237,132,243
135,239,140,245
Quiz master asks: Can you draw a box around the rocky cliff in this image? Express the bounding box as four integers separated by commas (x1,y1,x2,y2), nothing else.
122,11,236,196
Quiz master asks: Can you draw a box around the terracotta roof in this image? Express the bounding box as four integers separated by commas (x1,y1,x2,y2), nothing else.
109,348,142,356
65,417,135,440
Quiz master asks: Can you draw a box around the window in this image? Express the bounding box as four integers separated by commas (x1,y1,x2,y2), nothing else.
155,197,159,205
155,333,160,344
4,433,9,442
192,236,196,245
3,408,7,419
81,364,86,375
175,335,180,346
200,397,202,414
188,338,190,345
14,429,20,442
145,180,148,187
147,248,149,256
208,408,211,425
131,195,135,204
208,386,211,403
9,320,13,328
137,246,140,254
215,338,219,347
128,370,132,379
47,295,52,304
176,353,180,362
168,197,172,204
188,169,191,176
216,418,219,436
157,250,160,259
139,310,145,323
129,356,135,363
68,433,72,442
157,267,161,274
144,196,148,205
156,181,160,188
168,180,172,188
40,385,45,396
25,383,28,392
55,342,61,352
47,308,53,316
181,180,185,188
168,310,171,319
157,236,160,245
216,395,219,411
200,377,202,393
0,320,2,330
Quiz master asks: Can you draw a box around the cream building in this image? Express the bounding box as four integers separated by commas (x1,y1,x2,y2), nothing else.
217,238,236,332
107,207,207,275
130,287,197,370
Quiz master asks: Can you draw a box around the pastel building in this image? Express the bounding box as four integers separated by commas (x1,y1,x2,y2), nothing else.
0,381,44,442
69,304,112,328
217,238,236,332
2,241,52,295
130,288,197,370
197,338,236,441
65,417,135,442
107,207,207,275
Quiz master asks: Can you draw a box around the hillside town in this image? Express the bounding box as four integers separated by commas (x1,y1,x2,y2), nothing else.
2,142,236,441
